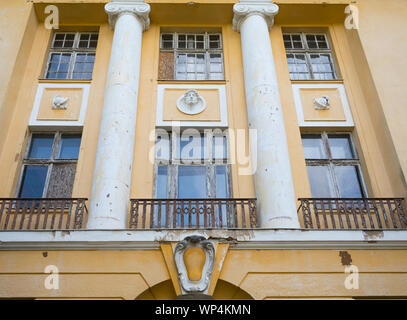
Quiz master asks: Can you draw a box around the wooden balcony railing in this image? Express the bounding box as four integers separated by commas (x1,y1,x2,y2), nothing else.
129,198,258,229
298,198,407,230
0,198,88,230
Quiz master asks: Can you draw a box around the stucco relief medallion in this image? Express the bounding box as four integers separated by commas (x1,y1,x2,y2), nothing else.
313,95,331,110
176,90,206,115
174,236,215,295
52,95,69,110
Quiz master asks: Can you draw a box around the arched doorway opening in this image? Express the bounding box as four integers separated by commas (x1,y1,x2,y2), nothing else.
136,279,253,300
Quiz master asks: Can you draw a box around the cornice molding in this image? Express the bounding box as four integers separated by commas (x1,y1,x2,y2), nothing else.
232,1,279,32
1,229,407,250
105,1,151,31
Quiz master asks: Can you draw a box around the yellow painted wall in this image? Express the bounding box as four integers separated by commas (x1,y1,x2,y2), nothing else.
0,0,36,159
1,248,407,299
350,0,407,196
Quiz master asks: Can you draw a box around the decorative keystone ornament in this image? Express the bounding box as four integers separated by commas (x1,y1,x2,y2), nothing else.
313,95,331,110
176,89,206,115
52,95,69,110
174,236,215,295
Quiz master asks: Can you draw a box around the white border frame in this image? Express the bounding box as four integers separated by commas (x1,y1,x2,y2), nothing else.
29,83,90,128
292,83,354,127
156,84,228,127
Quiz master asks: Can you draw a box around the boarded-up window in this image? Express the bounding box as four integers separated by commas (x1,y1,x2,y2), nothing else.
46,164,77,198
158,51,174,80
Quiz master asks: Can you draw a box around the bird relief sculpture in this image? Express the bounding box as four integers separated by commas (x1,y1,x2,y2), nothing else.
313,95,330,110
176,89,206,115
52,95,69,110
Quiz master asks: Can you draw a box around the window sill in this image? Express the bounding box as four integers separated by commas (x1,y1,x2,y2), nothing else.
38,79,92,84
157,79,227,85
291,79,344,84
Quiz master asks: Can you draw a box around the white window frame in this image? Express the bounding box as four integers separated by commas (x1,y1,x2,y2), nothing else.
302,131,368,198
44,32,98,80
159,32,224,81
16,132,82,198
153,130,231,199
283,32,338,81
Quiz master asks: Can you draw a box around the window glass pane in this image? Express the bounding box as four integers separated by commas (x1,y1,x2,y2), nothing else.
307,166,336,198
53,40,63,48
309,53,335,80
301,135,326,159
73,53,95,80
283,36,292,49
155,133,170,161
161,34,173,49
216,165,229,227
28,135,54,159
210,53,222,63
209,73,223,80
216,166,228,198
179,134,206,160
178,166,207,198
334,166,363,198
328,135,355,159
19,166,48,198
213,135,227,160
59,135,81,159
156,166,168,198
55,34,65,40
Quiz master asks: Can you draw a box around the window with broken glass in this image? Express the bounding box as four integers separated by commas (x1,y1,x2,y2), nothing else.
301,132,366,198
44,32,98,80
283,33,338,80
158,32,224,80
17,132,82,198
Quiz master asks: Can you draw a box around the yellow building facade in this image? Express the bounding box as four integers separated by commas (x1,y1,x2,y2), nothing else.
0,0,407,299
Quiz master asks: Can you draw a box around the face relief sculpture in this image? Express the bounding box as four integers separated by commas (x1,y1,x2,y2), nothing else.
177,90,206,115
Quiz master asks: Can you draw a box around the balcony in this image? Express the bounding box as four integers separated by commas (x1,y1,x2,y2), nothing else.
129,198,258,229
298,198,407,230
1,197,406,231
0,198,88,230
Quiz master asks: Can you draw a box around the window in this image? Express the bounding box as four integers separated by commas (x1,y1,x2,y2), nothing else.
154,129,230,227
18,133,82,198
158,32,224,80
44,32,98,80
154,130,230,199
283,32,337,80
301,132,365,198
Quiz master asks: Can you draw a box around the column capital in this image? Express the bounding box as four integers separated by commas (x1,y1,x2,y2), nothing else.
105,1,151,31
232,0,279,32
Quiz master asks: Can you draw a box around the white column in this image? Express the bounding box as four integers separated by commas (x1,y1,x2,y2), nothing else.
233,0,300,228
87,1,150,229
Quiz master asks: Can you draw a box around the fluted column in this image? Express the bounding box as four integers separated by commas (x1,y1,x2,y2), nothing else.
233,0,300,228
87,1,150,229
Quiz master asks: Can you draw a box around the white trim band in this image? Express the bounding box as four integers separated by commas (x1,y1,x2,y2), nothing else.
1,229,407,250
